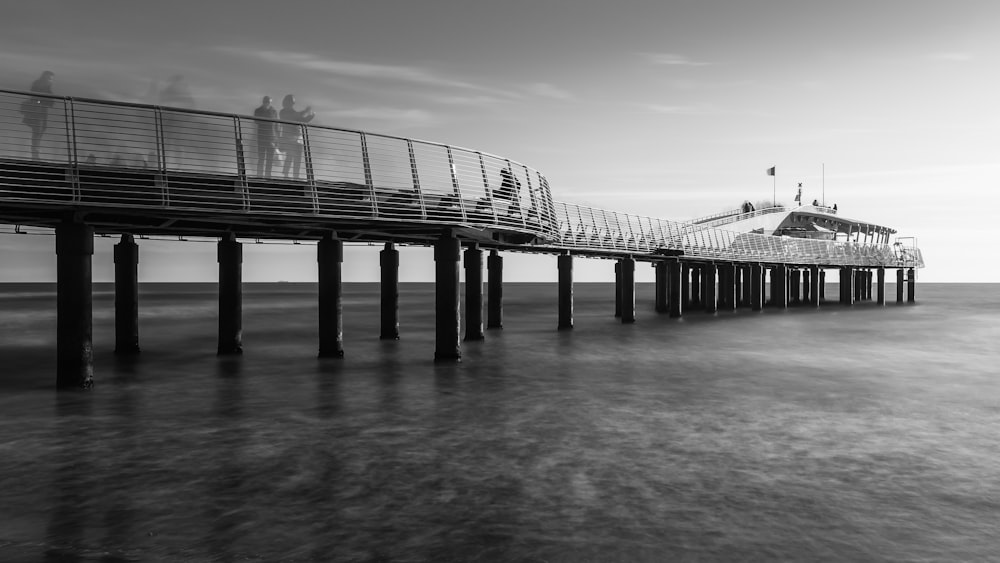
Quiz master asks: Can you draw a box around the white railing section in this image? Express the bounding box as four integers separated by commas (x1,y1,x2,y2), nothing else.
0,89,558,240
552,201,924,268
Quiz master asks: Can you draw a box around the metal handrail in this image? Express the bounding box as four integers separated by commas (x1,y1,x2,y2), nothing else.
0,88,558,241
551,201,924,268
0,88,922,268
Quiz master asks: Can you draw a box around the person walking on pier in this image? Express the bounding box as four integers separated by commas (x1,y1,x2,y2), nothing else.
21,71,55,160
278,94,315,180
253,96,278,178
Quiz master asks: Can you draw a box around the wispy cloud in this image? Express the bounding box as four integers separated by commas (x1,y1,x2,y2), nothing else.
641,53,713,67
927,52,973,62
644,103,716,116
325,106,434,126
524,82,573,100
219,47,507,95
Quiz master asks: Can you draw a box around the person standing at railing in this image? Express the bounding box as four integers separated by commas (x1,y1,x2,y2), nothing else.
497,167,522,216
253,96,278,178
278,94,314,180
20,71,55,160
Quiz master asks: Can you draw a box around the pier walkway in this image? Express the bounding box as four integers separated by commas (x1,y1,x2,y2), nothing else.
0,89,925,387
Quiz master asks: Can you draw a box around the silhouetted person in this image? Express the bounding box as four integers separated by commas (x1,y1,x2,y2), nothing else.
253,96,278,178
812,199,819,206
278,94,314,179
498,167,522,215
22,71,55,160
833,203,838,211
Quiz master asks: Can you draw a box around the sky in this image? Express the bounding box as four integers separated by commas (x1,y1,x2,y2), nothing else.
1,0,997,283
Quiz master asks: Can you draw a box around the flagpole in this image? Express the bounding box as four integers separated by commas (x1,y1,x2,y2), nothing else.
772,172,776,207
822,163,825,207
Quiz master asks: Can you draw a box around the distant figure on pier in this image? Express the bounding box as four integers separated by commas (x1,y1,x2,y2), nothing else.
253,96,278,178
833,203,838,211
497,167,522,216
21,71,55,160
812,199,819,206
278,94,315,180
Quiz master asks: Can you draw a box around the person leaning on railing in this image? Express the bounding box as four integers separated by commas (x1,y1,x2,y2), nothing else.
20,71,55,161
253,96,278,178
278,94,315,180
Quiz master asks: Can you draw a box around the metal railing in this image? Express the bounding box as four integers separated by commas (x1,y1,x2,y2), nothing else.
552,201,924,268
0,88,558,240
0,88,922,268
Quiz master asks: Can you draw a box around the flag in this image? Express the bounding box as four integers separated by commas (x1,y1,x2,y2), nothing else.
766,166,775,176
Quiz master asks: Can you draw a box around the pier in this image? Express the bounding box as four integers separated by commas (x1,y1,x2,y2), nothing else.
0,89,924,387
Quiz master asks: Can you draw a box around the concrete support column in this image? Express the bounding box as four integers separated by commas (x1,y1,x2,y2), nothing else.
896,269,905,303
681,264,690,308
702,263,717,313
56,221,95,389
113,233,140,355
614,260,622,318
907,268,916,302
557,252,573,330
487,249,503,329
317,234,344,358
741,265,752,308
217,234,243,355
790,269,801,304
802,268,811,304
654,261,668,314
690,265,701,309
668,260,683,318
621,257,636,324
876,267,886,305
772,265,788,309
840,267,854,306
463,244,484,341
434,234,461,361
379,242,399,340
820,270,826,300
750,264,763,311
732,265,742,308
810,266,821,308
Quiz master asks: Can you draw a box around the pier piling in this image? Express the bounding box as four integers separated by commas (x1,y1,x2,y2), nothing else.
434,234,461,361
113,234,140,355
557,252,573,329
487,249,503,329
621,257,636,324
907,268,916,302
56,220,94,389
463,244,484,341
897,269,904,303
318,234,344,357
750,264,763,311
810,266,821,308
877,267,886,305
668,260,683,318
217,234,243,355
654,261,668,314
379,242,400,340
702,263,717,313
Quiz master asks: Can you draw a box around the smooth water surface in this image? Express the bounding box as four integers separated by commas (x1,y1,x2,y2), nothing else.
1,282,998,561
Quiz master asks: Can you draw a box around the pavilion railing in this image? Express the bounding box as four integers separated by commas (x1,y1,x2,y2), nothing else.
552,201,924,268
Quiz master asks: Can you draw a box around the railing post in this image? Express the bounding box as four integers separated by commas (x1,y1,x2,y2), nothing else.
407,140,427,219
477,152,498,225
64,99,80,199
233,116,249,205
302,125,319,213
447,146,467,222
154,108,170,207
360,132,378,217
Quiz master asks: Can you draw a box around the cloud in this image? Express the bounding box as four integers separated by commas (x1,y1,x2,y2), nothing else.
220,47,504,94
525,82,573,100
927,52,973,62
641,53,712,66
644,103,715,115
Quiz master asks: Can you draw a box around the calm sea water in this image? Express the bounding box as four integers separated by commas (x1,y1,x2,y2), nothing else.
1,282,998,562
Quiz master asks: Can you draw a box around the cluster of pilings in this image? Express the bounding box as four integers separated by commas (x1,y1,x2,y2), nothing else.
47,221,917,389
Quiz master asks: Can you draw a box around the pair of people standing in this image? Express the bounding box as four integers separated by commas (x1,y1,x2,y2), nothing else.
253,94,314,179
